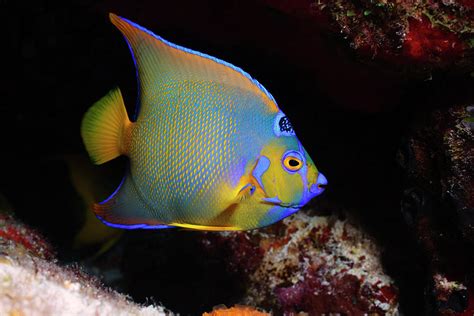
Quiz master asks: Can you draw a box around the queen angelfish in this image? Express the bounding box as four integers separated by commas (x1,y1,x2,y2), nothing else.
81,13,328,231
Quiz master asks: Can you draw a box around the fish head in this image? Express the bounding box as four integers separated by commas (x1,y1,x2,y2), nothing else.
239,112,327,228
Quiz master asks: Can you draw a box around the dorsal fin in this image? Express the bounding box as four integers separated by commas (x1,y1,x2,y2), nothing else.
109,13,279,117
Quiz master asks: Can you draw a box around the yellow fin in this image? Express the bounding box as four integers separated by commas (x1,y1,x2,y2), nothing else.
108,13,279,115
170,222,241,231
81,87,132,164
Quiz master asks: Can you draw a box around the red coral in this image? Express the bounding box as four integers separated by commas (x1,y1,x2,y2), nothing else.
403,17,466,62
0,213,54,260
262,0,474,69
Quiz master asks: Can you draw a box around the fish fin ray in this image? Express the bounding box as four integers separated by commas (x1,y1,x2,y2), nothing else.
81,87,132,164
109,13,279,116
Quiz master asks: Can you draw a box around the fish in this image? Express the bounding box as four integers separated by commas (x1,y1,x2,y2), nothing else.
81,13,327,231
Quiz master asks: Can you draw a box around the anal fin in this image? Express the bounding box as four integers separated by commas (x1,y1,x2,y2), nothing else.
92,172,171,230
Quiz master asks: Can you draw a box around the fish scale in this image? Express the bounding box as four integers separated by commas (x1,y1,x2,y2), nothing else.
130,81,239,223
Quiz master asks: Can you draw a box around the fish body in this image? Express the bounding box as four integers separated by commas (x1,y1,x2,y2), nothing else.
81,13,327,231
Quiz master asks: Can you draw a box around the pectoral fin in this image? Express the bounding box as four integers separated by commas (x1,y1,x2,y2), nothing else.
234,183,256,202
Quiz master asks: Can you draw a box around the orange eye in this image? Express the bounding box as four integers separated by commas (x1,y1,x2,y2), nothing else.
283,155,302,172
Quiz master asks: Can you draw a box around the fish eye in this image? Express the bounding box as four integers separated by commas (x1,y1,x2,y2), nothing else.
282,151,304,172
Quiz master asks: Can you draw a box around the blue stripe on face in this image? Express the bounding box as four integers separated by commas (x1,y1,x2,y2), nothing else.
297,141,311,207
252,156,271,192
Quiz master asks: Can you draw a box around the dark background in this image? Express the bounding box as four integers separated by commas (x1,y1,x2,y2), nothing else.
2,0,473,314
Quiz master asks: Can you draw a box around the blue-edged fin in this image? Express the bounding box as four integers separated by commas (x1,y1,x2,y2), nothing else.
108,13,279,117
81,87,132,165
93,172,171,230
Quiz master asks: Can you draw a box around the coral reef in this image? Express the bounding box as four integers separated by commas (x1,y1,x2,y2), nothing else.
0,211,168,316
399,104,473,243
202,212,399,315
398,104,474,314
262,0,474,70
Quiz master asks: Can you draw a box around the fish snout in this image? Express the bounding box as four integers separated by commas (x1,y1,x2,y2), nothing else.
309,172,327,197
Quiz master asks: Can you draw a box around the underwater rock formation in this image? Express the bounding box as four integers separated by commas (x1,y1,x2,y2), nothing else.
398,104,474,314
262,0,474,71
202,212,399,315
0,211,168,315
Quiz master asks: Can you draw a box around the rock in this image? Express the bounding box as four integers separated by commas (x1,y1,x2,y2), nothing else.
398,104,474,245
0,210,168,316
262,0,474,72
432,274,474,315
201,212,399,315
398,104,474,314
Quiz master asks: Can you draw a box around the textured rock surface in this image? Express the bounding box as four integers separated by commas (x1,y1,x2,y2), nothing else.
262,0,474,71
202,212,399,315
398,104,474,314
0,212,168,316
399,104,474,244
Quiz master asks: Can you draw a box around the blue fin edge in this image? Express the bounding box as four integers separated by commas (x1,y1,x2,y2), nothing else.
98,175,126,205
117,15,277,106
96,215,172,230
97,176,172,230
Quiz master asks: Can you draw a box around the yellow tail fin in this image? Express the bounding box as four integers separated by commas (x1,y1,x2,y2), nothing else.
81,87,132,164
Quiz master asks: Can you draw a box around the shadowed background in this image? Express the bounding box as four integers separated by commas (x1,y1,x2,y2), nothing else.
2,0,473,314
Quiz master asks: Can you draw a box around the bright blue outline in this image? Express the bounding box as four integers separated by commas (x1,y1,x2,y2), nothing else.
124,39,141,121
98,175,126,205
96,215,172,230
116,14,277,117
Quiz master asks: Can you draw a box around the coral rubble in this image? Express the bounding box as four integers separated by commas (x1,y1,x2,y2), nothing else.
202,212,399,314
0,212,168,316
263,0,474,70
398,104,474,314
